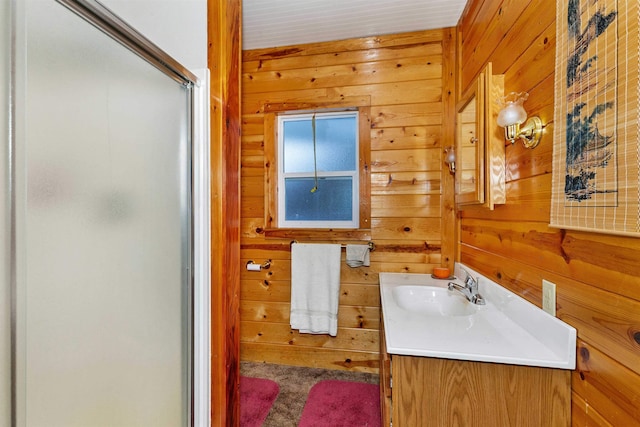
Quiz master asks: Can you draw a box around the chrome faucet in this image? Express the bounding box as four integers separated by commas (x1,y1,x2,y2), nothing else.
448,269,486,305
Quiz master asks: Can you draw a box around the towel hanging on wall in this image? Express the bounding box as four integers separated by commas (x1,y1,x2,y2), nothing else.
345,244,370,268
290,243,341,336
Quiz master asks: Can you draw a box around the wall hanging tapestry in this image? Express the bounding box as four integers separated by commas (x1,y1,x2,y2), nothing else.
551,0,640,236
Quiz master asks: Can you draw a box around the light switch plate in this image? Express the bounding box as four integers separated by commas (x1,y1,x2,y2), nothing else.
542,279,556,316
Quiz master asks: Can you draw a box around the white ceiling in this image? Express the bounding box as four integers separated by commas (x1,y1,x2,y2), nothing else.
242,0,468,50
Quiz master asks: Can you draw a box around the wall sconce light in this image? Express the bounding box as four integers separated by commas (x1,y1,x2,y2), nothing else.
497,92,543,149
444,146,456,173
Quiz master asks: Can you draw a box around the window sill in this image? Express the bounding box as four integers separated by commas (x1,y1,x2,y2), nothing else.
263,228,372,241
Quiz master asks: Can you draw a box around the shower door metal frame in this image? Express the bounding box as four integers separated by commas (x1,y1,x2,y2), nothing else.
55,0,199,85
8,0,209,425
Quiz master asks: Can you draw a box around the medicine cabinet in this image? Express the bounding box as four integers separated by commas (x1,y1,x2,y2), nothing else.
454,63,505,209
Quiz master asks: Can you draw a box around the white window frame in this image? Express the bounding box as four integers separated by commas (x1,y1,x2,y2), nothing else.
277,110,359,229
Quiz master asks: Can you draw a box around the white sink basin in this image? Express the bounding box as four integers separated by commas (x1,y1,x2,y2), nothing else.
380,263,577,370
392,285,478,317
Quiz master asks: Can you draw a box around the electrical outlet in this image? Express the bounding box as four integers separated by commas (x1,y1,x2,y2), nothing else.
542,280,556,316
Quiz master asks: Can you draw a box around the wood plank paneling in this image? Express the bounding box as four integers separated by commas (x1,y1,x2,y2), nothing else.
370,218,441,241
243,57,441,92
241,321,379,352
241,342,379,372
371,194,441,218
371,148,440,172
243,43,440,73
371,103,442,128
240,29,451,372
458,0,640,425
242,30,446,61
573,341,640,425
371,171,441,195
371,125,441,151
570,392,611,426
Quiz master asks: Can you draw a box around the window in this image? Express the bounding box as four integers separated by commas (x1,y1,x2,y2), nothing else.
278,111,359,228
263,102,371,236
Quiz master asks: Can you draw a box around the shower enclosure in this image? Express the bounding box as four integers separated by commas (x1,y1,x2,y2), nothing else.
4,0,209,425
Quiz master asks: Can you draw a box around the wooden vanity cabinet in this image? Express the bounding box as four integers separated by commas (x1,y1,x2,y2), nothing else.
380,317,392,426
380,321,571,427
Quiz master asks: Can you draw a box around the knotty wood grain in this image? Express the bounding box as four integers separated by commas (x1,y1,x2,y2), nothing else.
241,342,379,373
458,1,640,424
242,30,445,62
572,341,640,424
240,29,451,372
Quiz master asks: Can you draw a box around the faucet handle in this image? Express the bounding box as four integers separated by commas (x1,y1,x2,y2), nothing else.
464,274,476,289
471,293,486,305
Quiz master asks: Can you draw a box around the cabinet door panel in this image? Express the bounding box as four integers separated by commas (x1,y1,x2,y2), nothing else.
454,62,505,209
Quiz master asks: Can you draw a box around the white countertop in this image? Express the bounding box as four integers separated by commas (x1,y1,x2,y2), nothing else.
379,264,577,369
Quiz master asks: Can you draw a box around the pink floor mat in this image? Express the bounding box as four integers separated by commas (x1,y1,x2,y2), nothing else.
298,379,381,427
240,376,279,427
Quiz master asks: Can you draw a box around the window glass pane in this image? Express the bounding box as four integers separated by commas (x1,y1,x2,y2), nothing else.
285,177,353,221
283,116,356,173
282,120,312,173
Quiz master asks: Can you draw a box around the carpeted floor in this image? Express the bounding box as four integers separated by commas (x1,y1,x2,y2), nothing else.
240,361,379,427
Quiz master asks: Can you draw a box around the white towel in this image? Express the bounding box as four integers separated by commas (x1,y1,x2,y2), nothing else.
290,243,341,336
346,244,370,267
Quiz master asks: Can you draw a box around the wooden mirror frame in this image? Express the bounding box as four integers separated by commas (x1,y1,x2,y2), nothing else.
455,68,486,206
454,63,505,210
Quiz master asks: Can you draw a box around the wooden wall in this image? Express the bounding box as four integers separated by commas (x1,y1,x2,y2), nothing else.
208,0,241,424
240,29,456,373
458,0,640,425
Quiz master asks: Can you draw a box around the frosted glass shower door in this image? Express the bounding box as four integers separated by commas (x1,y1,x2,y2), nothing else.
15,2,193,426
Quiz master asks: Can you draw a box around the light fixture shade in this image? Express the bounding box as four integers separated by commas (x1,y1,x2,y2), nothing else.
445,147,456,164
444,146,456,173
497,92,528,127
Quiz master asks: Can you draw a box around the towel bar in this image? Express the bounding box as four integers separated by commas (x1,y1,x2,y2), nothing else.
290,240,375,252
